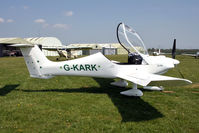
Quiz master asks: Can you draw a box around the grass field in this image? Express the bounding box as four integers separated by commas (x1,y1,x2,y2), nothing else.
0,55,199,133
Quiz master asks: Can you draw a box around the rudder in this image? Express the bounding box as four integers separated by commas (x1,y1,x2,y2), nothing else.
11,44,53,79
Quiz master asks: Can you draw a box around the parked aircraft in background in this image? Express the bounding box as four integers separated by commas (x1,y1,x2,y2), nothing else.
152,39,176,58
43,46,91,60
11,23,191,97
152,49,161,56
182,52,199,59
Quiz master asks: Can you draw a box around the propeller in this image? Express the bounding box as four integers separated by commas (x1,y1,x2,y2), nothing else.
172,39,176,59
172,39,185,78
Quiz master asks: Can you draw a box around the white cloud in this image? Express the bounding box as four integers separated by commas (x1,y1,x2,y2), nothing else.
42,23,49,28
34,19,46,24
34,19,49,28
7,19,14,23
23,6,29,10
0,18,14,23
53,24,68,30
34,19,69,30
0,17,5,23
64,11,74,17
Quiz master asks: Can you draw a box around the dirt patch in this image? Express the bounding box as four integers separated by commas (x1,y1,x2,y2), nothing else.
192,91,199,94
163,91,175,93
185,83,199,89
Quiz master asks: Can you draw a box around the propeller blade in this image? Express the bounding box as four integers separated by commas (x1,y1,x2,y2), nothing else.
172,39,184,78
172,39,176,59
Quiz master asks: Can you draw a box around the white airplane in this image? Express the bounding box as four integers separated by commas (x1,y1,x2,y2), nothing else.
11,23,192,96
152,39,176,57
43,46,91,60
152,49,161,56
182,51,199,59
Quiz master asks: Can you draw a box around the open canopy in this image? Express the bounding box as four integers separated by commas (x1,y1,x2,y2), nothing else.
117,23,148,55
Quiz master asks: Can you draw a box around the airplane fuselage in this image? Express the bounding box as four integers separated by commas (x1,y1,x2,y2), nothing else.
37,52,175,79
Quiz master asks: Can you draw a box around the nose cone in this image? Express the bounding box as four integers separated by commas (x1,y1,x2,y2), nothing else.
173,59,180,65
165,58,180,69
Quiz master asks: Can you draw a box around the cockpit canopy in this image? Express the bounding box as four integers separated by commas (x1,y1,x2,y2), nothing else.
117,23,148,55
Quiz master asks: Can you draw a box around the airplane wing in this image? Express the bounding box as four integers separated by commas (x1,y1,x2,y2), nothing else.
42,47,60,51
43,46,92,51
10,44,34,47
117,72,192,86
66,46,92,50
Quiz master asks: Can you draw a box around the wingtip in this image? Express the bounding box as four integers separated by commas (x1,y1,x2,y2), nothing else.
187,79,192,84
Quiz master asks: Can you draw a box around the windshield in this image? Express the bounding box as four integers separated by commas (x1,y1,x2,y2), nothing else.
117,23,148,55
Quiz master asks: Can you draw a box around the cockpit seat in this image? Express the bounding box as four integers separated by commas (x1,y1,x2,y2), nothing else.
128,52,142,64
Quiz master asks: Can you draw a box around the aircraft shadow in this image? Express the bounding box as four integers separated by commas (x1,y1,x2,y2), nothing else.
20,78,163,122
0,84,19,96
93,78,164,122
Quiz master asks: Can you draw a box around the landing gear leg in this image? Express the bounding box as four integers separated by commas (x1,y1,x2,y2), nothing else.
120,83,143,96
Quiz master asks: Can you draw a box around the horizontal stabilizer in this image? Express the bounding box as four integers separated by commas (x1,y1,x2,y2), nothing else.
9,44,34,47
117,72,192,86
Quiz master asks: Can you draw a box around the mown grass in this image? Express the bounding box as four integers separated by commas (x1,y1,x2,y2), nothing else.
0,55,199,133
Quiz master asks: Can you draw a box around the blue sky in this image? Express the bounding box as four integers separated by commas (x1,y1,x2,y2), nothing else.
0,0,198,48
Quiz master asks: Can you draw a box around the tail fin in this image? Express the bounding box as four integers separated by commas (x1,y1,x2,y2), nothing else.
11,44,53,79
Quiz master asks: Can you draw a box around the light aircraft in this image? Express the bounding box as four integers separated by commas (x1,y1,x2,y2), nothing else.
152,49,161,56
182,51,199,59
152,39,176,57
11,23,192,96
43,46,92,60
152,48,171,56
